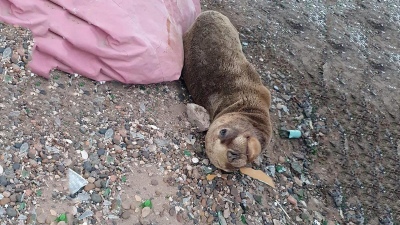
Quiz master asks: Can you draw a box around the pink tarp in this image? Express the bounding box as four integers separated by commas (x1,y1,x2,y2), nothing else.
0,0,201,84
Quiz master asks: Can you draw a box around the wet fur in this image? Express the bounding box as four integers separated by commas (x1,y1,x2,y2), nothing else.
182,11,272,171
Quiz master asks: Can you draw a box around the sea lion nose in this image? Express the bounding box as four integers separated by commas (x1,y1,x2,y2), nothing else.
227,150,240,162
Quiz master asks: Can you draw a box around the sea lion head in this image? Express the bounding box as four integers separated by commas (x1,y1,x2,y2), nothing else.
205,113,262,172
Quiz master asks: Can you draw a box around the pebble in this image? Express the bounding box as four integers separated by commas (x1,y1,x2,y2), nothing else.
11,53,19,63
6,207,17,218
3,191,11,198
46,215,57,224
50,209,57,216
150,179,159,186
83,161,93,172
121,211,131,219
2,47,12,58
37,214,46,223
91,193,102,203
87,177,96,183
294,176,303,186
186,103,210,132
57,222,67,225
98,128,107,134
135,195,142,202
0,165,3,175
287,195,297,206
10,194,17,202
20,142,29,152
141,207,151,218
0,176,6,186
79,127,87,134
122,201,131,210
105,128,114,139
12,163,21,170
0,197,11,205
84,183,95,191
192,157,199,164
94,180,102,188
273,219,282,225
97,148,105,156
223,208,230,218
81,150,89,160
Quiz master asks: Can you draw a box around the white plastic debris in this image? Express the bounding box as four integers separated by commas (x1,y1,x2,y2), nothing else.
68,168,88,195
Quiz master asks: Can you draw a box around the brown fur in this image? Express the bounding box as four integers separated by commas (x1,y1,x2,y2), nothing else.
182,10,272,172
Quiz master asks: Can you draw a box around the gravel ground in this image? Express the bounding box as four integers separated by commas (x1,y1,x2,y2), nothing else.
1,0,400,225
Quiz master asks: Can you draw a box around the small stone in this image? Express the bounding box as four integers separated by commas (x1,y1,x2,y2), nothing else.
141,207,151,218
186,103,210,132
20,142,29,152
110,175,117,182
132,152,140,158
87,177,96,183
9,194,17,202
11,53,19,63
135,195,142,202
121,211,131,219
97,148,105,156
94,180,102,188
113,134,121,144
273,219,282,225
2,47,12,58
91,193,102,203
169,207,176,216
313,211,324,221
81,150,89,160
79,127,87,134
192,157,199,164
0,197,11,205
3,191,11,198
6,207,17,218
46,215,57,224
50,209,57,216
98,128,107,134
287,195,297,206
83,161,93,172
281,94,291,101
294,176,303,186
150,179,158,186
37,214,46,223
57,221,67,225
122,201,131,210
105,128,114,139
192,169,201,179
84,183,95,191
12,163,21,170
223,209,230,218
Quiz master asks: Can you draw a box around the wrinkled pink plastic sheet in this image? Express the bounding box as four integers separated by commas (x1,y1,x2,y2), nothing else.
0,0,201,84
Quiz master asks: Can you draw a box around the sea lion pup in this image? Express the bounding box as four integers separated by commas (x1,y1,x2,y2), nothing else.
182,10,273,172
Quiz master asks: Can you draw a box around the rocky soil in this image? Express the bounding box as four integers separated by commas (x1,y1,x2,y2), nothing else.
1,0,399,225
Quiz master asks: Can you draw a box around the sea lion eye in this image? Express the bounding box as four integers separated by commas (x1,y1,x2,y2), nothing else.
219,129,227,137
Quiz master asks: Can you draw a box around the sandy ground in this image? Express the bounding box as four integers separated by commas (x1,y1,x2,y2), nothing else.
0,0,399,225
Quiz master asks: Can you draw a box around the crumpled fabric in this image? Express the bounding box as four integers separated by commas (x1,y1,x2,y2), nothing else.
0,0,201,84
